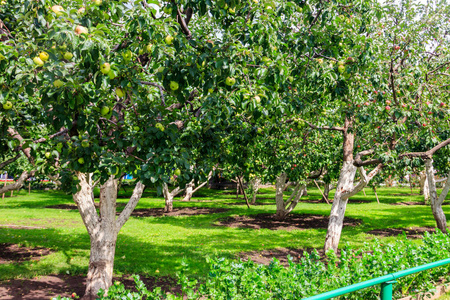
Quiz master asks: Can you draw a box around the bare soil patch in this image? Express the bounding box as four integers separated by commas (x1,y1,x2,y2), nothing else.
217,213,361,231
129,207,229,217
390,202,450,206
367,227,436,238
225,202,273,206
0,274,178,300
0,243,53,264
46,205,227,217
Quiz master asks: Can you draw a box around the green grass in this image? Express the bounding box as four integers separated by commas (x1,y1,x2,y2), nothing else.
0,185,449,282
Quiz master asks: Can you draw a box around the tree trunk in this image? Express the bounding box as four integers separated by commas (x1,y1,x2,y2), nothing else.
275,173,288,219
425,159,449,233
420,170,430,201
274,173,306,220
162,183,184,212
324,161,357,252
163,183,174,212
74,172,145,299
322,183,332,203
249,177,261,205
0,170,34,194
182,180,195,201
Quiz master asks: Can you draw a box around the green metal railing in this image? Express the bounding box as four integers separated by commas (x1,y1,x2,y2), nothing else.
303,257,450,300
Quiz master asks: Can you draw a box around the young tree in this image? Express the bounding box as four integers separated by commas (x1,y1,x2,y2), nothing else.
1,0,315,297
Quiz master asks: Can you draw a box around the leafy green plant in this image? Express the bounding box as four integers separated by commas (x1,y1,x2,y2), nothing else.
79,231,450,300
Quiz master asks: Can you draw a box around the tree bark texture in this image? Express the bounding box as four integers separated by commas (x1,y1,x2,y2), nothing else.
425,159,449,233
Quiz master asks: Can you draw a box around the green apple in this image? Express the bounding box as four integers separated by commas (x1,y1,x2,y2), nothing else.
170,81,179,91
45,152,51,159
288,76,294,83
81,140,89,148
146,43,153,53
75,25,88,35
100,63,111,74
225,77,236,86
100,106,110,116
39,52,49,62
93,0,102,5
33,57,44,67
63,52,73,60
108,70,115,80
3,101,12,110
165,35,174,45
338,65,345,74
115,87,125,97
122,50,132,61
155,123,165,132
51,5,64,16
163,6,172,14
338,60,345,66
78,157,85,164
53,79,64,88
174,169,181,176
133,126,140,131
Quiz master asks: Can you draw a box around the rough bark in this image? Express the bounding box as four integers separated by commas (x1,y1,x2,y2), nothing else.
274,173,306,220
419,170,430,201
425,159,449,233
182,180,195,201
74,172,145,299
249,177,261,205
322,183,333,203
162,183,184,212
324,161,356,252
181,169,214,201
0,171,32,194
324,120,383,253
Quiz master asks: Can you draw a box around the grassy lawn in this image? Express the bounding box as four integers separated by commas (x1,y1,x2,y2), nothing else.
0,184,449,282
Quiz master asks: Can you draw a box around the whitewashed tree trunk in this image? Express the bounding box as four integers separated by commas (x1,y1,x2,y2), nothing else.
182,169,214,201
182,180,195,201
74,172,145,299
324,161,357,252
249,177,261,205
425,159,449,233
274,173,306,219
322,183,333,202
420,170,430,201
0,170,33,194
162,183,184,212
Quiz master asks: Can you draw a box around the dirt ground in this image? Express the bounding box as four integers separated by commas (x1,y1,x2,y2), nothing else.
46,205,229,217
216,213,361,231
367,226,436,238
0,274,178,300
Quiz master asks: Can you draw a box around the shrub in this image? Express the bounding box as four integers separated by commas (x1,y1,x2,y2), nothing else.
54,231,450,299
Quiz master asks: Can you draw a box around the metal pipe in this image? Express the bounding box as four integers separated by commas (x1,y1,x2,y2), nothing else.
302,257,450,300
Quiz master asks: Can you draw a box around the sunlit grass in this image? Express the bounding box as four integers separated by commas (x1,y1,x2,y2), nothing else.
0,184,448,281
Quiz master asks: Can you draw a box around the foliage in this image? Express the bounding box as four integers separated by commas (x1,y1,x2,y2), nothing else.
58,231,450,300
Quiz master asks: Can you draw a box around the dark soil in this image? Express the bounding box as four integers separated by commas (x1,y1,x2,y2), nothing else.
238,248,320,266
225,202,273,206
0,274,178,300
367,227,436,238
129,207,229,217
217,213,361,231
0,243,53,264
46,205,228,217
238,247,369,266
390,201,450,206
